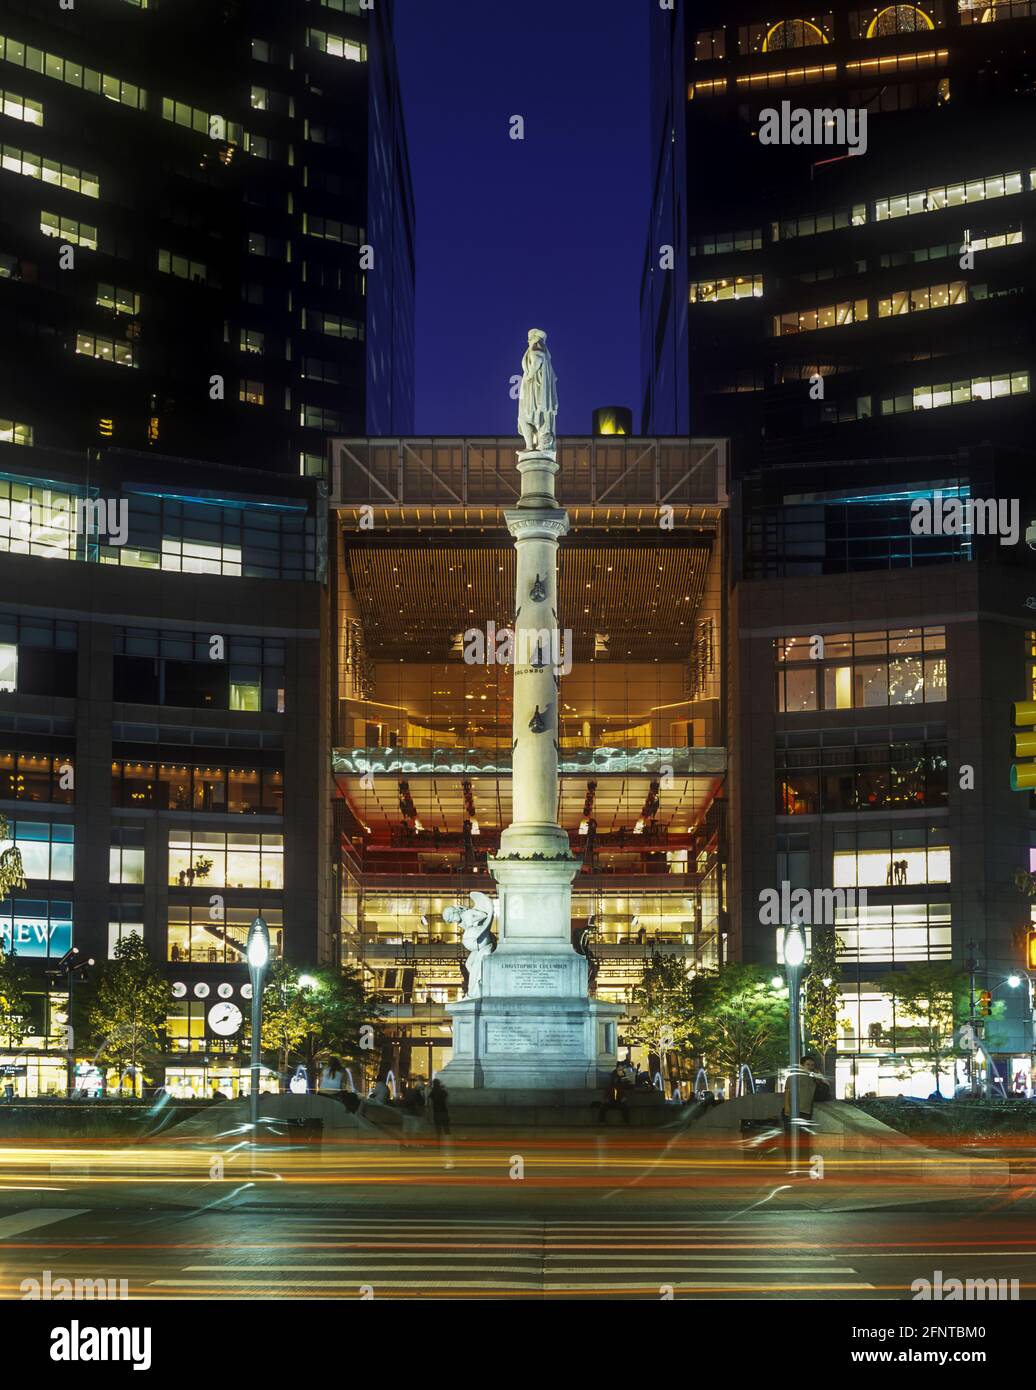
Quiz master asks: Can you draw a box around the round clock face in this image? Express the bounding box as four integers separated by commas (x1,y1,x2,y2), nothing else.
217,982,234,999
171,982,186,999
241,983,253,1000
207,1002,243,1037
193,982,210,999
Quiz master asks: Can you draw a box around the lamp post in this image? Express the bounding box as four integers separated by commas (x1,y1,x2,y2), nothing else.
246,915,270,1132
1004,972,1034,1091
49,948,94,1097
783,923,807,1169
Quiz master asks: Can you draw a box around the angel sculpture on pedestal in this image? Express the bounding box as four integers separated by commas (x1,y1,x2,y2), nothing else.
443,891,497,998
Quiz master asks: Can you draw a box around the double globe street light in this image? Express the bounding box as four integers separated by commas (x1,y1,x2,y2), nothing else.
246,915,270,1132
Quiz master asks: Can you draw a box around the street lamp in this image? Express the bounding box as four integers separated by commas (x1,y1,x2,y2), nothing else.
47,948,94,1097
246,915,270,1131
783,922,807,1166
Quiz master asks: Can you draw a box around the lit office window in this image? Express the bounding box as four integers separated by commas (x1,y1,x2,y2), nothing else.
845,48,947,76
689,228,762,256
75,332,135,367
855,4,940,37
775,628,947,711
229,680,261,711
0,35,145,108
0,419,33,446
239,329,264,354
0,642,16,691
160,97,243,145
0,89,43,124
0,752,74,803
774,206,867,240
168,904,283,965
774,299,868,334
96,283,140,314
0,821,74,880
961,0,1036,20
302,213,361,244
306,29,366,62
109,844,145,885
689,78,727,97
875,170,1023,221
301,404,347,433
238,380,264,406
167,831,284,891
833,828,950,888
690,275,764,303
0,479,77,559
735,63,837,88
302,309,363,339
1,145,98,196
158,249,207,282
40,212,97,248
159,538,243,576
694,28,726,59
107,921,143,959
739,16,833,52
877,280,967,315
879,371,1030,414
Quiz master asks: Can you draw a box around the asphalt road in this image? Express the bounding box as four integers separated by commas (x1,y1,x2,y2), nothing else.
0,1129,1034,1299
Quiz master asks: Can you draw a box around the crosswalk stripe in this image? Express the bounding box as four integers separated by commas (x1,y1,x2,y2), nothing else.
0,1208,88,1239
180,1263,859,1275
153,1277,874,1291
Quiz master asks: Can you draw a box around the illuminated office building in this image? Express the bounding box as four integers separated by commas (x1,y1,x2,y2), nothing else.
0,0,414,473
0,442,326,1096
641,1,1036,463
643,1,1036,1094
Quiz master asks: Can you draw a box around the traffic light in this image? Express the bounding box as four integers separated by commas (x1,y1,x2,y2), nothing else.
1028,928,1036,972
977,990,992,1018
1011,701,1036,789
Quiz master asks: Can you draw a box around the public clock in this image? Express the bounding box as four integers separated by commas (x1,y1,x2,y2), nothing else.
171,982,187,999
207,1002,243,1037
241,983,253,1000
193,982,210,999
217,982,234,999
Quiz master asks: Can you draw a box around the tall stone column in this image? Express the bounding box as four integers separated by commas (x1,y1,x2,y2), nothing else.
441,332,622,1091
499,448,569,859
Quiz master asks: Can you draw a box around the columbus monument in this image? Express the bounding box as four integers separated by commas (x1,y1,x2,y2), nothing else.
441,331,622,1089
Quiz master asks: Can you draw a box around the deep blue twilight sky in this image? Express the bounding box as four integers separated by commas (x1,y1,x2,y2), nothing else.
394,0,650,437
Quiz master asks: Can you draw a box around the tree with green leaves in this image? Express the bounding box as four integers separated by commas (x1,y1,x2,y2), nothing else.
261,959,319,1076
887,961,970,1093
804,926,842,1055
0,941,30,1047
686,964,790,1096
306,964,385,1062
623,954,697,1079
262,960,385,1079
0,811,26,902
88,933,168,1090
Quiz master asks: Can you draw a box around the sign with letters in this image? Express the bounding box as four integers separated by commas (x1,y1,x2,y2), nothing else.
0,913,73,959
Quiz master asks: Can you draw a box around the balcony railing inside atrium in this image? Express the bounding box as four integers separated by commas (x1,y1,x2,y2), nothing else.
333,744,727,777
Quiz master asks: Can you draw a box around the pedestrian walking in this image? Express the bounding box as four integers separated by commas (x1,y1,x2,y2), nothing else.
595,1064,632,1126
428,1077,454,1168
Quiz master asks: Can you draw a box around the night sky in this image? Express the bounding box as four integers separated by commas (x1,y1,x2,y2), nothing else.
394,0,650,437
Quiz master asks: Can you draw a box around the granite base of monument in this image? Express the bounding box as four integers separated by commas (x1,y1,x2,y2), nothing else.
443,991,621,1089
